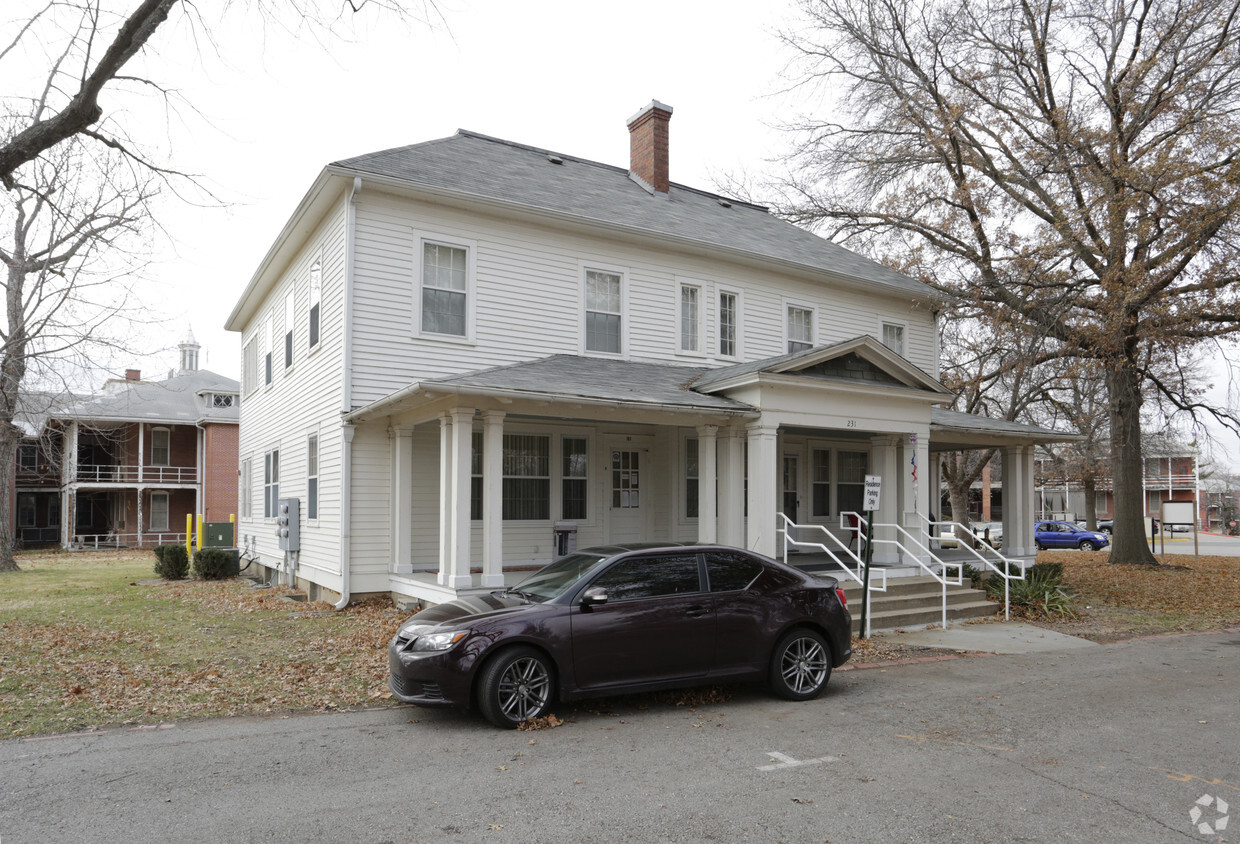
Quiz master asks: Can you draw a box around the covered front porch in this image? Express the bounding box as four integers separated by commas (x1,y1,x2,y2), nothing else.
344,341,1066,606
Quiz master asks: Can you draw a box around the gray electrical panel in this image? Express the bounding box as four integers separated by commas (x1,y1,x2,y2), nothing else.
276,497,300,551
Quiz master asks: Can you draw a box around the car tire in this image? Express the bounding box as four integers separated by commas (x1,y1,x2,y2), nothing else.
769,628,831,701
1036,543,1046,551
477,646,554,729
1079,540,1097,551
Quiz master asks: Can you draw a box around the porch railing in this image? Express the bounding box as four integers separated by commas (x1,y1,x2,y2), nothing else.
75,464,198,484
850,511,963,633
777,511,887,595
73,532,186,550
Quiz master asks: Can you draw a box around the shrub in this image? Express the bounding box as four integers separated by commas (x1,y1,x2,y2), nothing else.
193,548,236,580
961,564,987,589
154,544,189,580
985,563,1078,619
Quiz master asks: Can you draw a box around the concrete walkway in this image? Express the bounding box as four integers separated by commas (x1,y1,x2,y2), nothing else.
873,620,1099,654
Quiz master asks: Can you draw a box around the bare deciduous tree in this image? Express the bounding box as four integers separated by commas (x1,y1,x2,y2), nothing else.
776,0,1240,563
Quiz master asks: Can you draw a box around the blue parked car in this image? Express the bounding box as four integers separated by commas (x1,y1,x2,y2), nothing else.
1035,521,1110,551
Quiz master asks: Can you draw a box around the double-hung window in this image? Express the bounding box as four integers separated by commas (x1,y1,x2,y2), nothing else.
503,434,550,520
470,432,483,521
308,262,321,349
243,338,258,395
284,292,294,368
719,291,738,358
787,305,814,354
151,428,170,466
837,451,869,514
561,437,588,520
882,322,906,357
685,438,699,519
241,458,252,518
264,313,273,386
420,241,469,337
307,434,319,520
264,449,280,518
584,269,622,354
679,283,701,353
18,444,37,472
812,449,831,517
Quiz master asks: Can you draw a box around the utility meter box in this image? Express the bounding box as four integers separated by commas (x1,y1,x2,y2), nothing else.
203,522,235,548
276,498,300,551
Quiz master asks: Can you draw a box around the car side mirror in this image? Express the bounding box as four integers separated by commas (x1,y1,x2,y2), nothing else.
581,587,608,610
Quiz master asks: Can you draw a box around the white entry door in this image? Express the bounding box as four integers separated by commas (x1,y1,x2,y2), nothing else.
608,447,649,544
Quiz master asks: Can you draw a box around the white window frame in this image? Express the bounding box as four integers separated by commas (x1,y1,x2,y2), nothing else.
243,337,258,396
17,493,36,528
580,262,628,358
151,427,171,467
150,491,170,532
683,434,699,522
413,231,477,343
785,300,815,354
264,448,280,519
284,290,295,370
503,433,551,521
308,259,322,352
716,287,743,360
881,320,907,358
560,434,589,521
240,457,252,519
307,432,319,522
676,279,704,356
263,311,273,388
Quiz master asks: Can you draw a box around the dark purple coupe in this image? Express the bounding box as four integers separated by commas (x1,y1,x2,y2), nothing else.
388,543,853,728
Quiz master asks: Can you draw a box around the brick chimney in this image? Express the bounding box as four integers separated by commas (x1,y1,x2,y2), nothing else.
627,100,673,194
125,369,141,381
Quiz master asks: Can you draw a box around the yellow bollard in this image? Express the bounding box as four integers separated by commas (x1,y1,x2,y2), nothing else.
185,513,192,557
196,514,204,552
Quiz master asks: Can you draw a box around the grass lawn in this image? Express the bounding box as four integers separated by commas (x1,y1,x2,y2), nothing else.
0,549,407,738
2,547,1237,738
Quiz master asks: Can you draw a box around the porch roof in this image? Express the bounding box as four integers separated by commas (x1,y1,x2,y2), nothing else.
930,408,1081,449
345,354,755,423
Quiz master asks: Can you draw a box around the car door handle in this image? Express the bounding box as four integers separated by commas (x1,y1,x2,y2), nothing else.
685,606,708,618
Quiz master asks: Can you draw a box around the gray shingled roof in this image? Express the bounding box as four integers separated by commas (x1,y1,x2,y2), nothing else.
931,408,1077,441
65,369,240,425
428,355,749,412
332,131,934,299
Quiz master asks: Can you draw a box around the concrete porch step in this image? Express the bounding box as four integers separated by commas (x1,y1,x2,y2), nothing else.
837,575,999,633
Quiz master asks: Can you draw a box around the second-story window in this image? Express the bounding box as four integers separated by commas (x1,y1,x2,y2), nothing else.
151,428,170,466
788,305,814,354
679,284,700,353
264,312,273,386
882,322,906,357
243,338,258,395
18,444,37,472
585,269,622,354
308,261,321,349
421,242,468,336
719,291,738,357
284,291,294,369
307,434,318,520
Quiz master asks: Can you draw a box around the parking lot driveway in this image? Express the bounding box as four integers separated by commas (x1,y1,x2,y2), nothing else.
3,629,1238,843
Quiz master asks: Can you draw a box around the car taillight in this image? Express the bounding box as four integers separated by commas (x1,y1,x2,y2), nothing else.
835,587,847,609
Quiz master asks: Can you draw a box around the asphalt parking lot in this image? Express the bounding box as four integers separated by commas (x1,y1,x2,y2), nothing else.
4,626,1237,843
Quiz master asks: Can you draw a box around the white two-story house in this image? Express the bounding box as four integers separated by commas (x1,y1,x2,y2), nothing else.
226,101,1065,607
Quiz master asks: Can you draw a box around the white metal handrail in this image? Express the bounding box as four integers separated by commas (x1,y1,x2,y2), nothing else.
912,512,1023,620
845,511,964,630
74,532,186,549
74,464,198,484
776,512,888,596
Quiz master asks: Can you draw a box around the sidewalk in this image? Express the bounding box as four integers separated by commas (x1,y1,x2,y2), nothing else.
873,620,1099,654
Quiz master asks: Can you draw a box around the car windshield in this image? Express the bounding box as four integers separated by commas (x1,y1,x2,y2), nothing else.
510,552,611,601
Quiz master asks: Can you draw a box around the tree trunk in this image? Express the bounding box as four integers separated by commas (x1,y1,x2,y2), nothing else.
1082,477,1098,531
0,420,21,571
1106,360,1158,564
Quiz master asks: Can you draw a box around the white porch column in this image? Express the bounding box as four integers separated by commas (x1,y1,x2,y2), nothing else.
61,422,79,548
746,422,779,557
696,425,718,544
137,422,144,484
1002,444,1031,557
898,430,931,539
481,411,505,587
437,414,453,586
390,426,414,575
717,426,745,547
869,435,900,564
447,408,475,589
1021,445,1036,556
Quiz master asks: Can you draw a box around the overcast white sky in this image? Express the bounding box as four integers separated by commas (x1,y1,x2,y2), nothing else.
128,0,805,381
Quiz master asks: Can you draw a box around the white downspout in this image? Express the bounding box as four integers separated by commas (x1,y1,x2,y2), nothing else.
334,177,361,610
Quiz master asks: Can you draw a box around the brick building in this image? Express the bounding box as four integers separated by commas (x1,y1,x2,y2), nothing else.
10,333,240,548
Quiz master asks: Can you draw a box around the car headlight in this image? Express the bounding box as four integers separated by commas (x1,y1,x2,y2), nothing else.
408,630,468,652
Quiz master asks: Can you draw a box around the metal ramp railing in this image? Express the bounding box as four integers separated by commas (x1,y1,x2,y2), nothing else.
910,512,1025,620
